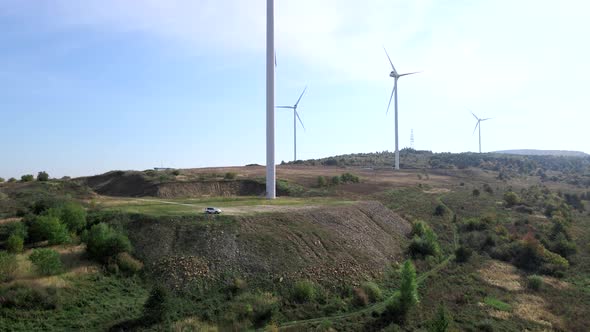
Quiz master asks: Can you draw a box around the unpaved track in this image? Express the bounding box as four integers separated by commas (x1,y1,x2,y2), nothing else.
133,198,333,215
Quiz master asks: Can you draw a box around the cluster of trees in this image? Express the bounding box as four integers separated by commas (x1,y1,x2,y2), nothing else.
316,172,360,187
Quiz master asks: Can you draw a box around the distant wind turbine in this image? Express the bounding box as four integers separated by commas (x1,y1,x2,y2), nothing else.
471,112,492,153
384,48,420,170
277,87,307,162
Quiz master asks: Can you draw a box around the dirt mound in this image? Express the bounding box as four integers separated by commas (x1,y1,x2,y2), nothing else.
124,201,411,288
79,171,266,198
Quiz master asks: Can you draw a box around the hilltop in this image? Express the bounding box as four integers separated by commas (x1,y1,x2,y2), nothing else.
495,149,588,157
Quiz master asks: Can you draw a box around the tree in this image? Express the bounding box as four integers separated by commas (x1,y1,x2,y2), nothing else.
20,174,34,182
37,171,49,182
143,285,170,324
8,178,16,183
399,260,419,311
317,176,327,187
0,177,4,183
503,191,521,207
55,202,87,233
29,215,70,245
429,303,451,332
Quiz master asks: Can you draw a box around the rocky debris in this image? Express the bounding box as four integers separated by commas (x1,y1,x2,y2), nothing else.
149,256,210,290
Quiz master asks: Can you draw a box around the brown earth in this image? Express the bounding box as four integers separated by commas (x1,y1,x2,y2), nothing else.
123,201,411,289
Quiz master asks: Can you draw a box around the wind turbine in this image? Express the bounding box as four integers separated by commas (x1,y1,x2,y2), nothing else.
266,0,275,199
277,87,307,162
384,48,420,170
471,112,492,153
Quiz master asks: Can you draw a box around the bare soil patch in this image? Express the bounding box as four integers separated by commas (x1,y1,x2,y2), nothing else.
478,260,524,291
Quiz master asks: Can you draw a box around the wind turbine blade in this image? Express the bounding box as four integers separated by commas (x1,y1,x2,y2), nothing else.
275,51,277,68
276,106,294,109
472,121,480,135
399,71,421,77
386,84,396,115
480,118,492,121
383,47,397,74
294,86,307,107
471,112,479,121
295,110,305,131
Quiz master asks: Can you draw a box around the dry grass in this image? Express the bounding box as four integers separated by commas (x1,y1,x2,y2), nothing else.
514,294,563,329
0,217,21,225
478,260,524,291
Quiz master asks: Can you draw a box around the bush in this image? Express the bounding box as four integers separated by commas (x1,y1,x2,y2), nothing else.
361,281,383,302
29,215,71,245
527,275,543,291
503,191,521,207
0,252,18,282
352,287,369,306
37,171,49,182
433,204,447,216
0,283,58,309
317,176,328,187
472,189,480,197
20,174,34,182
411,220,427,237
116,252,143,274
85,223,132,263
171,170,180,176
409,227,441,258
330,176,341,185
8,177,16,182
454,246,472,263
483,183,494,194
233,292,279,327
7,221,28,240
429,303,451,332
224,172,237,180
29,248,63,276
340,172,360,183
7,234,24,253
292,280,316,303
143,285,170,325
56,202,87,233
0,177,4,183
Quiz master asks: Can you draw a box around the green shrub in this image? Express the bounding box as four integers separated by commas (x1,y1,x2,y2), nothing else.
0,177,4,183
460,218,489,232
317,176,328,187
0,283,58,309
85,223,132,263
527,275,543,291
292,280,316,303
116,252,143,274
29,215,71,245
429,303,451,332
476,319,494,332
224,172,237,180
29,248,63,276
0,251,18,282
340,172,360,183
172,169,180,176
409,227,441,258
7,234,24,253
56,202,87,233
233,291,279,327
503,191,521,207
483,183,494,194
361,281,383,302
454,246,472,263
472,189,480,197
37,171,49,182
230,277,248,295
7,221,28,240
433,204,447,216
8,177,16,182
411,220,427,237
143,285,170,325
330,176,341,185
20,174,34,182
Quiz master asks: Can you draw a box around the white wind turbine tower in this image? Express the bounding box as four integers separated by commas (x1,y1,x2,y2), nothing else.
276,87,307,162
471,112,492,153
266,0,276,199
384,48,420,170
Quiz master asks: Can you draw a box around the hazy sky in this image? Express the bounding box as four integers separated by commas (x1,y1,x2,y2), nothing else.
1,0,589,179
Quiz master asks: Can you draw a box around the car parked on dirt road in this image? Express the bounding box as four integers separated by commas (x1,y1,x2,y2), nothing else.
205,207,222,214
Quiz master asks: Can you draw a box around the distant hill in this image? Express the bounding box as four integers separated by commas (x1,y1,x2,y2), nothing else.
494,149,588,157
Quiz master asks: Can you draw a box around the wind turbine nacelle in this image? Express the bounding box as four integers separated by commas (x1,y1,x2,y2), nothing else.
389,71,396,78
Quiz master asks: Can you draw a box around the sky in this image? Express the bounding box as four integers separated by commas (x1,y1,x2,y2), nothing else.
1,0,589,179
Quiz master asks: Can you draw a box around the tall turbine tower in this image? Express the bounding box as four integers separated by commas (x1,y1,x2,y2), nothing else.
384,48,420,170
266,0,276,199
277,87,307,162
471,112,492,153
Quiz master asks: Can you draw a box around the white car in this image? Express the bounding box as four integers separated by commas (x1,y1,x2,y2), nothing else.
204,207,222,214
